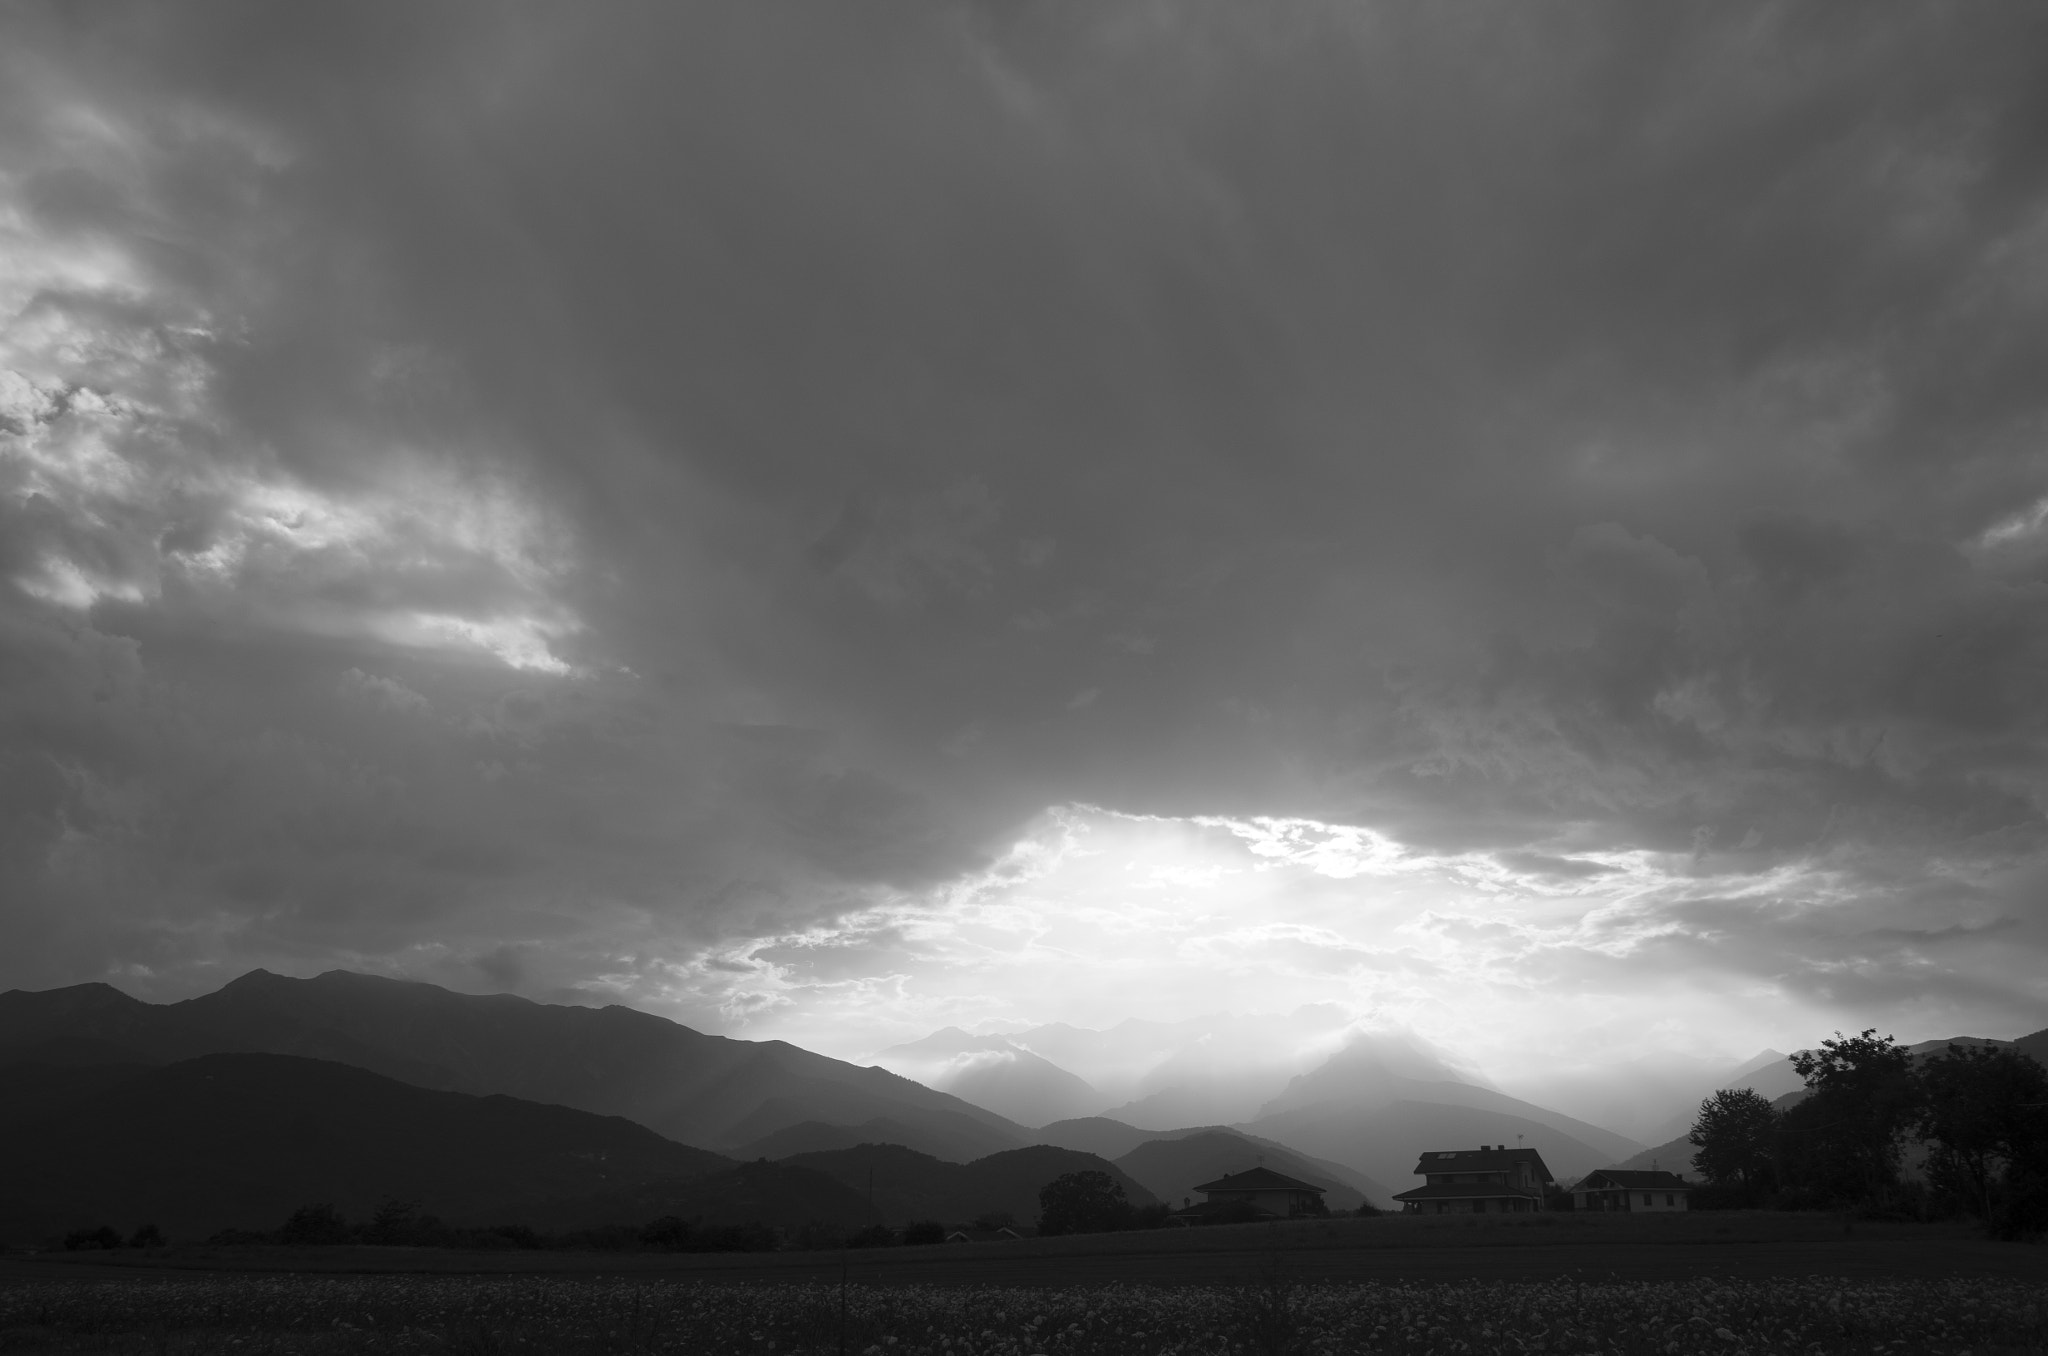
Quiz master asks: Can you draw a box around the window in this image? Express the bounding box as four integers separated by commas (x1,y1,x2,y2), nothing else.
1642,1194,1652,1207
1666,1194,1675,1206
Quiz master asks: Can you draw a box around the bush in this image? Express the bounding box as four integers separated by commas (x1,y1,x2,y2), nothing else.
62,1225,122,1251
277,1204,351,1246
845,1224,897,1249
1037,1170,1132,1236
901,1219,945,1246
638,1215,695,1251
128,1223,164,1249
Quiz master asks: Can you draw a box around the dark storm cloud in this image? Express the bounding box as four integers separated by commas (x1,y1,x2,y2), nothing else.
5,0,2048,1028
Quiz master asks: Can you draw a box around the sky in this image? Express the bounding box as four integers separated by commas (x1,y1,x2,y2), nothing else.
6,1,2048,1089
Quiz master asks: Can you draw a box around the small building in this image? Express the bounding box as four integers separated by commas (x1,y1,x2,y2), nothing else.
944,1225,1026,1243
1391,1145,1553,1215
1569,1168,1691,1212
1187,1166,1328,1218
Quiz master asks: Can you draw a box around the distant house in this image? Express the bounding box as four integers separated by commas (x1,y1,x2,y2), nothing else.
944,1226,1026,1243
1173,1166,1329,1221
1391,1145,1553,1215
1569,1169,1691,1212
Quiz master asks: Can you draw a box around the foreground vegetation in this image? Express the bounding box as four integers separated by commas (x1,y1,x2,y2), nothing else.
1688,1032,2048,1236
2,1273,2045,1355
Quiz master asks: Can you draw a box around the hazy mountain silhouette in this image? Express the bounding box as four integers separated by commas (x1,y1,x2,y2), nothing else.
1230,1028,1643,1188
1032,1116,1156,1160
779,1143,1154,1226
1113,1129,1387,1211
1631,1049,1803,1148
0,970,1029,1154
1249,1099,1625,1191
731,1112,1023,1164
1103,1076,1295,1131
992,1007,1364,1127
1031,1117,1390,1205
1496,1051,1751,1143
0,1052,734,1242
872,1028,1101,1125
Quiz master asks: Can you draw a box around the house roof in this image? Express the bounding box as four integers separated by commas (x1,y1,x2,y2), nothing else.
1573,1169,1690,1191
1192,1167,1327,1195
1409,1146,1555,1181
1391,1181,1546,1202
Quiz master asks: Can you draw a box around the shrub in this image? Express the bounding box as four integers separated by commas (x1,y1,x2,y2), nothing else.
127,1224,164,1249
638,1215,695,1251
901,1220,945,1246
61,1225,122,1251
845,1224,897,1249
277,1204,352,1246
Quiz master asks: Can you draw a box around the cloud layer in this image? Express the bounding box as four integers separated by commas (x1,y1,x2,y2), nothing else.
5,1,2048,1070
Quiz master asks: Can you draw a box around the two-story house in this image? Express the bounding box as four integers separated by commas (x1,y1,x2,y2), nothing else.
1391,1144,1553,1214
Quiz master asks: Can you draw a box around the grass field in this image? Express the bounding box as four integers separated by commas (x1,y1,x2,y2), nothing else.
9,1211,2045,1285
4,1215,2043,1354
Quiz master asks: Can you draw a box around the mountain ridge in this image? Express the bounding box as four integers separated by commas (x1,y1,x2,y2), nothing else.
0,969,1031,1157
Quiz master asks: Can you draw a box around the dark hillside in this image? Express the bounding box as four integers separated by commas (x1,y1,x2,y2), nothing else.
728,1106,1021,1163
0,1052,732,1242
1116,1129,1375,1211
0,969,1028,1154
781,1142,1155,1226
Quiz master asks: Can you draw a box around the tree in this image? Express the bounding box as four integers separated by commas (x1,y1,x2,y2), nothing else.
845,1224,897,1249
366,1198,422,1246
1784,1029,1917,1204
277,1203,351,1246
1036,1170,1132,1236
638,1215,695,1251
901,1219,945,1246
1915,1043,2048,1234
1688,1087,1781,1196
62,1225,122,1251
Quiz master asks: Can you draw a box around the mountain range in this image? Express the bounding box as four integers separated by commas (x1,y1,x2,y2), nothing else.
0,1051,740,1240
0,969,1030,1156
7,968,2041,1242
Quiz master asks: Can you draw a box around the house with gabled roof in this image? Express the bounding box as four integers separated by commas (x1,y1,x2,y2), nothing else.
1175,1166,1328,1221
1391,1144,1552,1215
1568,1168,1690,1212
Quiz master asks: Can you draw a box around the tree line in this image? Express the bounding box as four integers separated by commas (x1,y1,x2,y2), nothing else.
1687,1031,2047,1236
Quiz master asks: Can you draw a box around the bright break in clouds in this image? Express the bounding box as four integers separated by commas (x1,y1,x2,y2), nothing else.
5,1,2048,1087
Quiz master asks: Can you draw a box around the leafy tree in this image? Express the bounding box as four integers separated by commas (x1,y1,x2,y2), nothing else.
62,1225,122,1251
278,1203,352,1246
366,1198,422,1246
969,1211,1017,1232
844,1223,897,1249
1915,1043,2048,1234
128,1223,165,1249
1784,1029,1917,1204
1688,1087,1781,1196
1036,1170,1132,1236
901,1219,945,1246
638,1215,695,1251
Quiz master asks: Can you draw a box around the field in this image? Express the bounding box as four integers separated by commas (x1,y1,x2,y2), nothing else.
3,1215,2044,1354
